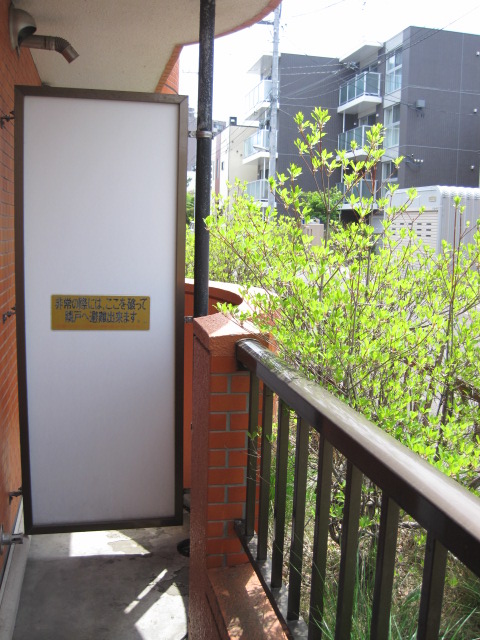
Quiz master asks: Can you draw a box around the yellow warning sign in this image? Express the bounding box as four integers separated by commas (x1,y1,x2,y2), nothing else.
51,295,150,330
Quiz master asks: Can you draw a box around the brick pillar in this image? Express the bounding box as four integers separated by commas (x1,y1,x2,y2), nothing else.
189,312,259,638
0,0,41,575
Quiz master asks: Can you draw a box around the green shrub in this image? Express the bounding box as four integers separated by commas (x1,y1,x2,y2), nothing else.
202,108,480,491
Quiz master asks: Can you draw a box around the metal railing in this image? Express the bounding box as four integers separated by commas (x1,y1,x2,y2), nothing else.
336,179,377,201
246,179,270,202
339,72,381,107
245,79,272,117
244,129,271,159
234,338,480,640
337,125,372,152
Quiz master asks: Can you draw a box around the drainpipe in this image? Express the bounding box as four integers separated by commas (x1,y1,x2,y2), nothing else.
20,34,78,63
194,0,215,318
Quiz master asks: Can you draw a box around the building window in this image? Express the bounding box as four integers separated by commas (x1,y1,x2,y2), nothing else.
358,114,377,127
384,104,400,148
381,160,399,196
385,49,402,94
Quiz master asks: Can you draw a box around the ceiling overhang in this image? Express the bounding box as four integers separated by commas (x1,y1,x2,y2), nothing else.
339,43,381,66
11,0,282,92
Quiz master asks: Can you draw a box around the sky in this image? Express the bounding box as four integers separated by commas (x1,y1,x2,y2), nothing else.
179,0,480,123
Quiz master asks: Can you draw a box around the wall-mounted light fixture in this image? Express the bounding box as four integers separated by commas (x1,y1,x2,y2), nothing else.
9,4,78,63
405,155,424,167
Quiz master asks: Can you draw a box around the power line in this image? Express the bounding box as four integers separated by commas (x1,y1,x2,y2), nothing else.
212,42,480,164
210,7,480,193
287,0,351,19
276,6,480,104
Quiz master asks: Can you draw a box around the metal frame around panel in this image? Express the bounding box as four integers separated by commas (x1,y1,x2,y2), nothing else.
14,86,187,534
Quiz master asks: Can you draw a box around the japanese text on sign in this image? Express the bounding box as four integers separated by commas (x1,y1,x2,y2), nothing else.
51,295,150,330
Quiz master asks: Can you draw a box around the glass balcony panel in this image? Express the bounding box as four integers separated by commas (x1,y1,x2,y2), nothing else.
348,80,356,101
244,130,271,158
245,80,272,116
246,179,269,201
339,71,381,106
336,179,377,200
355,75,365,96
337,125,372,152
365,72,380,95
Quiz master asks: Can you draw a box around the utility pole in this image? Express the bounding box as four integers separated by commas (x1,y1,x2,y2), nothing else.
268,4,281,212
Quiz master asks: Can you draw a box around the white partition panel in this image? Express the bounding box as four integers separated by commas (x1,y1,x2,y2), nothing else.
15,88,186,532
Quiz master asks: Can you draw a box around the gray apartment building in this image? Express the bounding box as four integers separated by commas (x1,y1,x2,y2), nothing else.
237,26,480,206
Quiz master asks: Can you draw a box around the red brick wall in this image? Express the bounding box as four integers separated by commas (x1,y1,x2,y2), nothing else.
189,312,261,638
184,282,244,489
161,58,180,95
205,358,250,569
155,48,181,95
0,0,40,570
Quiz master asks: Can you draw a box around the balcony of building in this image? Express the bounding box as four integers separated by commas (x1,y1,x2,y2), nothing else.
245,178,270,202
336,178,378,205
3,3,480,638
7,275,480,639
245,79,272,121
11,523,190,639
338,71,382,114
243,129,271,164
337,124,372,157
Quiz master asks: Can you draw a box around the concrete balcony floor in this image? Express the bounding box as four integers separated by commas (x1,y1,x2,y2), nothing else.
12,517,189,640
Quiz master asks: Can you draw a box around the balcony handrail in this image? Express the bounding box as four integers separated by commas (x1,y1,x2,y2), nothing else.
244,130,271,159
245,179,269,201
336,178,378,201
245,79,272,114
234,338,480,639
338,125,372,152
339,71,381,106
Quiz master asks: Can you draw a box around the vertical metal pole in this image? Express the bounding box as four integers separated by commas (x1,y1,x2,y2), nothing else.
245,373,260,537
267,4,281,212
194,0,215,317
